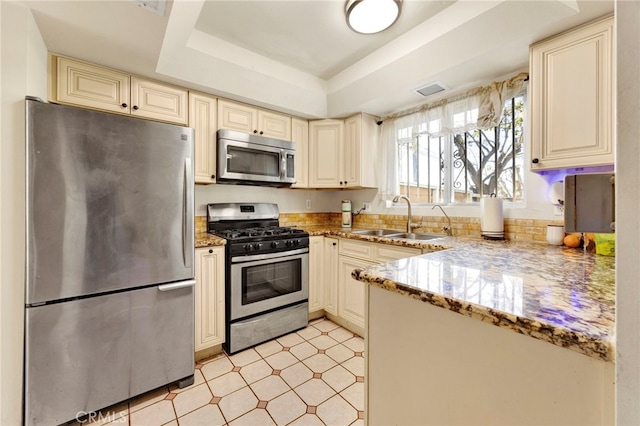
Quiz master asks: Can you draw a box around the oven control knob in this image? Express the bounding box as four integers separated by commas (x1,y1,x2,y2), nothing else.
286,240,293,247
271,241,278,248
293,239,300,246
244,244,252,252
253,243,262,251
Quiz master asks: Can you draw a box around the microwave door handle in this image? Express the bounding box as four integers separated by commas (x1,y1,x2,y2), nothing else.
280,149,286,179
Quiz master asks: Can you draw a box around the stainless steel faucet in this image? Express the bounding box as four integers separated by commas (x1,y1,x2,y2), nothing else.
432,205,453,236
392,195,419,233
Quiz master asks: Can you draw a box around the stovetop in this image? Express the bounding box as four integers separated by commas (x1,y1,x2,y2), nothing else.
210,226,307,242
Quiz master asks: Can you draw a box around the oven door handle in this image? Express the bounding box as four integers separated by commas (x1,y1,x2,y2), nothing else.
231,247,309,263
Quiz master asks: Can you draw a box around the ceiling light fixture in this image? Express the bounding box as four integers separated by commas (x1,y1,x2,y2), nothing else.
346,0,402,34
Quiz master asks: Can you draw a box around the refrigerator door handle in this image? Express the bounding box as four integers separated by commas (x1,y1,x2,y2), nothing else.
158,280,196,292
183,157,193,269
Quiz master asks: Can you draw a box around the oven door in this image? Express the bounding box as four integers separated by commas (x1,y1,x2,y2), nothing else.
230,248,309,321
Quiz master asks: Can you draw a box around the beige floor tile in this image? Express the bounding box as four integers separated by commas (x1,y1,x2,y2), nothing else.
249,375,289,401
341,357,364,377
342,337,365,352
218,387,258,422
201,357,234,381
228,408,276,426
296,326,322,341
255,340,283,358
325,344,355,364
276,332,304,348
307,335,339,350
229,348,261,367
303,353,337,374
317,395,358,425
177,404,226,426
161,420,177,426
340,382,364,411
83,402,128,425
288,413,324,426
264,351,299,370
312,320,340,333
172,383,212,418
322,365,356,393
208,372,247,397
102,414,129,426
130,400,175,426
280,362,314,389
293,378,335,406
289,341,318,361
328,327,355,343
266,390,307,426
308,317,325,326
350,419,365,426
170,370,205,394
238,359,272,384
129,387,170,413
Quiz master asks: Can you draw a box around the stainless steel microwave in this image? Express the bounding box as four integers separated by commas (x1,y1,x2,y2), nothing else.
217,129,296,186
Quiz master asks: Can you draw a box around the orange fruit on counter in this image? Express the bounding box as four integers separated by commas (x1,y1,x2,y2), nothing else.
563,234,581,248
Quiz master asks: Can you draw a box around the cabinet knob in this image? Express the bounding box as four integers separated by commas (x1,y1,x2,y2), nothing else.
532,158,539,164
340,181,344,185
344,181,348,185
133,105,139,110
332,242,337,246
121,103,127,108
209,249,213,253
259,131,264,135
211,174,216,179
253,130,258,134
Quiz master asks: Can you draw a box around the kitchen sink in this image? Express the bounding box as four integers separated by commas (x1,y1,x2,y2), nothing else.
386,232,444,241
351,229,402,236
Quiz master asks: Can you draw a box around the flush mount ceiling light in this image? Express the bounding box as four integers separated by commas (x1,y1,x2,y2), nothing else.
346,0,402,34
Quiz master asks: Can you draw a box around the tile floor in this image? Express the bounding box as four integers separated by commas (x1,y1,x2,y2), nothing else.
78,318,364,426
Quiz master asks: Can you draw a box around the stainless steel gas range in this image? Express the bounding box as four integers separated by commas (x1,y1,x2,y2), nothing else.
207,203,309,354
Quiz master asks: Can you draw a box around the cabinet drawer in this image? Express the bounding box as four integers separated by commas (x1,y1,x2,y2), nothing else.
373,245,420,262
339,239,372,260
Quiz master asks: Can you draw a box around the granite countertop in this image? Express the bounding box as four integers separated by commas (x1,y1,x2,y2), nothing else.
351,236,615,362
194,226,615,362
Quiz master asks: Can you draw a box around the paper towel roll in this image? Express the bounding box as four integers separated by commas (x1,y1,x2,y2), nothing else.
480,196,504,235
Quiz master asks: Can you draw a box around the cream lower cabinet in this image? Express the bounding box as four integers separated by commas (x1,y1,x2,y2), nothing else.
338,255,374,335
195,247,225,352
308,236,325,316
324,238,339,316
529,15,614,170
189,92,217,184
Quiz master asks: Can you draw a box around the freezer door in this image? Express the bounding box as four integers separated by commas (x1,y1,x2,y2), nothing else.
24,282,195,426
26,99,194,304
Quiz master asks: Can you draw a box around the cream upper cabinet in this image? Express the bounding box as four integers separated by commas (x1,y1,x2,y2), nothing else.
324,238,339,316
51,54,188,125
309,119,344,188
195,247,225,352
308,236,325,315
189,92,217,184
529,15,614,171
291,118,309,188
130,77,188,124
217,99,292,140
309,114,379,189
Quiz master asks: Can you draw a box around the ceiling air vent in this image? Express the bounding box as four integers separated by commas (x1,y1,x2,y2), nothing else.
414,81,449,98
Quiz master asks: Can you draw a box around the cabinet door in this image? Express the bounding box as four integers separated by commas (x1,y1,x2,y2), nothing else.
530,16,613,170
309,120,344,188
308,236,325,314
189,92,217,184
324,238,339,316
217,99,257,133
130,77,188,125
343,114,362,187
258,110,292,140
291,118,309,188
195,247,225,351
338,255,373,331
55,56,130,114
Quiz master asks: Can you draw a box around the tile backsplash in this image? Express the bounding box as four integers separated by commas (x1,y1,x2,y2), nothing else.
197,213,563,242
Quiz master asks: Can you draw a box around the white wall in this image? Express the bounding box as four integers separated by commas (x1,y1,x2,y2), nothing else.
615,1,640,424
0,3,47,424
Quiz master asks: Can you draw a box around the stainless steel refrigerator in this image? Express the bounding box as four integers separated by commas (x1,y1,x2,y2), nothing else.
24,98,195,425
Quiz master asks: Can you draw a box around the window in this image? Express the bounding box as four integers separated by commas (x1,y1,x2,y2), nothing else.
396,94,525,204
